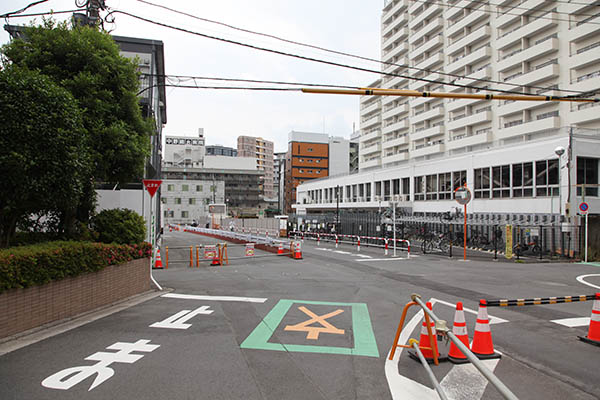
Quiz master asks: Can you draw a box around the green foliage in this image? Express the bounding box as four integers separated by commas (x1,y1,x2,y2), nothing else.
0,65,90,247
92,208,146,244
0,241,152,293
1,19,152,185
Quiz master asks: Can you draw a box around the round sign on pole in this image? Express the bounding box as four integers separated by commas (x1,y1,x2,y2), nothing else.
579,202,589,215
454,186,472,205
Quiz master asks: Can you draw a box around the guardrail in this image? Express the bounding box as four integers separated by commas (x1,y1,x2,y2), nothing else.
289,231,411,258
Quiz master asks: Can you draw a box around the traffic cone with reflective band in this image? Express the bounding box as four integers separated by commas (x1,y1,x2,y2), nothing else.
471,299,501,359
277,243,284,255
448,302,471,364
578,293,600,347
153,248,163,269
409,302,447,363
211,245,221,266
294,241,303,259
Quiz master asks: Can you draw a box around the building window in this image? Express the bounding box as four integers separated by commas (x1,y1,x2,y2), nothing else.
402,178,410,196
189,198,196,205
196,185,203,192
175,198,182,204
375,181,382,197
535,159,558,197
492,165,510,198
438,173,452,200
452,170,467,191
474,167,490,199
414,176,425,201
161,197,168,204
577,157,598,197
512,162,533,197
181,211,189,218
426,174,438,200
167,184,175,191
182,184,189,191
307,148,313,152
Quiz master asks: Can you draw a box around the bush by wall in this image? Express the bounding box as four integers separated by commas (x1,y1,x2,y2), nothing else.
92,208,146,244
0,241,151,293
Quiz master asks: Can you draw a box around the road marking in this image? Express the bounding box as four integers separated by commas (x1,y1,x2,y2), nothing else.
284,306,345,340
356,257,414,262
576,274,600,290
334,250,351,254
385,298,504,400
241,299,379,357
150,306,214,329
550,317,590,328
355,254,373,258
161,293,267,303
42,339,159,391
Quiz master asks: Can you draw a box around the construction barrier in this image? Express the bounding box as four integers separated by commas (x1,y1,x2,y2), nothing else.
290,231,411,258
164,245,196,268
484,294,597,307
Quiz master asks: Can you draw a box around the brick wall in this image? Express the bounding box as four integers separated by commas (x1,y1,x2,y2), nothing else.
0,258,151,340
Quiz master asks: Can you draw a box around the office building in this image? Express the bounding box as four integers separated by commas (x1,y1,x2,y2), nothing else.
206,145,237,157
237,136,275,200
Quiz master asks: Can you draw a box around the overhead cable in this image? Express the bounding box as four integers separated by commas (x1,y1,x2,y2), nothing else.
0,0,48,18
132,0,585,95
109,9,577,97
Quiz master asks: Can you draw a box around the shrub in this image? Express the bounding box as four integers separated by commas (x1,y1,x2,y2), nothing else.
0,241,151,293
92,208,146,244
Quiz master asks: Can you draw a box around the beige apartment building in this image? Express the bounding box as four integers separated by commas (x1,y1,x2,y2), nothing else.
238,136,275,200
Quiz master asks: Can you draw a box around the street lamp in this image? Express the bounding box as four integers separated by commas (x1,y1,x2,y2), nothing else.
554,146,565,223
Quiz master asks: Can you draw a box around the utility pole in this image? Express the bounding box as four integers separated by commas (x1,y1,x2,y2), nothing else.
336,185,340,233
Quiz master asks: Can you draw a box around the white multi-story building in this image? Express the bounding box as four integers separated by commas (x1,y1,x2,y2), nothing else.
294,1,600,231
238,136,275,200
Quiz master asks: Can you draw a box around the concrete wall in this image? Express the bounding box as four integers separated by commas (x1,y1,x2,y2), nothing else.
0,258,151,339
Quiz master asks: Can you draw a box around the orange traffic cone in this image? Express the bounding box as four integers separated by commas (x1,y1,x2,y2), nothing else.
578,293,600,346
293,241,303,259
211,246,221,266
448,302,470,364
409,302,446,363
277,243,284,255
153,248,163,269
471,299,501,359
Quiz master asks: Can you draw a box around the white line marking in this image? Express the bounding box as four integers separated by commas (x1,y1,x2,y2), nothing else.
356,257,412,262
150,306,214,329
576,274,600,290
162,293,267,303
314,248,331,251
355,254,373,259
333,250,351,255
432,298,508,325
550,317,590,328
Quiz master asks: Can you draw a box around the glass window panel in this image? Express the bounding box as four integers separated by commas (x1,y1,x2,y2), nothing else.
548,159,558,185
523,162,533,187
501,165,510,188
482,168,490,189
513,164,522,187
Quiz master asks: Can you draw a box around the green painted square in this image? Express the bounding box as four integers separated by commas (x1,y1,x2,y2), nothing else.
240,299,379,357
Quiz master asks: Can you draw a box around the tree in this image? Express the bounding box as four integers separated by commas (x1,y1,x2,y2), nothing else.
1,20,153,186
0,66,90,247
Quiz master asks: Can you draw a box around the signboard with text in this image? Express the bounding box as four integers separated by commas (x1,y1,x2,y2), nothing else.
143,180,162,198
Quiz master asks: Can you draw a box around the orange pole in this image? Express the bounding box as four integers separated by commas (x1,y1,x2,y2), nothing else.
196,246,199,267
388,301,439,366
165,246,169,269
389,301,416,360
189,246,193,267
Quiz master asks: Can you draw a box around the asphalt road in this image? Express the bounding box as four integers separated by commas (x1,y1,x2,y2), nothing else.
1,229,599,400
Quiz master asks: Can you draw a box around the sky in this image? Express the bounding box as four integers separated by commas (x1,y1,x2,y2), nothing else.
1,0,384,153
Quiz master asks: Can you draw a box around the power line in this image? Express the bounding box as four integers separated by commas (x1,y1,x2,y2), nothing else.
112,8,583,97
1,9,81,18
407,0,600,24
0,0,48,18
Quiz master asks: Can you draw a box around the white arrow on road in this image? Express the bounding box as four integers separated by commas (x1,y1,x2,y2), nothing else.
150,306,214,330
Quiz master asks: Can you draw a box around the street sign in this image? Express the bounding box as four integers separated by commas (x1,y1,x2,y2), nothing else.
454,186,471,205
579,202,589,215
143,179,162,198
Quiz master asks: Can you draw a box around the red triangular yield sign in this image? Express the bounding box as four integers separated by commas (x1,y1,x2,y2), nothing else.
143,179,162,198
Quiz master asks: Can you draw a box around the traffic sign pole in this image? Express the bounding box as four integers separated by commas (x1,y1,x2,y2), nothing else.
579,202,589,263
585,213,588,263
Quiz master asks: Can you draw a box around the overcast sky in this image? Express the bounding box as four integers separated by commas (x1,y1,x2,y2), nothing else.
1,0,383,152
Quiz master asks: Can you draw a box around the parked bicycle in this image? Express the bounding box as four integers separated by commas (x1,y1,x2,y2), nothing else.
421,231,450,254
513,239,541,256
470,228,504,250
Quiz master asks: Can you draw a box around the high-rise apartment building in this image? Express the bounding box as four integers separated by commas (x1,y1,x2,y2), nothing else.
237,136,275,200
274,152,287,213
360,0,600,170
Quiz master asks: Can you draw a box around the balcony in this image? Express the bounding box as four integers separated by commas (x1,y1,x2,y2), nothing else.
361,142,382,156
414,52,444,72
570,102,600,125
446,5,489,38
496,13,557,50
496,116,560,140
570,43,600,70
411,107,445,125
412,125,444,141
383,103,410,120
446,130,492,150
411,142,445,158
361,158,381,170
409,72,443,91
448,66,491,92
497,38,558,73
446,97,487,112
383,44,409,65
383,152,410,164
568,73,600,93
359,129,381,143
445,45,491,74
507,64,559,87
412,95,439,107
383,74,409,89
382,119,410,135
409,17,443,45
383,134,409,149
361,101,380,116
567,15,600,43
382,0,409,25
360,114,381,130
497,95,556,117
447,110,491,131
444,0,470,20
496,0,547,29
382,27,410,51
410,34,444,61
447,25,490,56
408,0,425,15
409,4,443,31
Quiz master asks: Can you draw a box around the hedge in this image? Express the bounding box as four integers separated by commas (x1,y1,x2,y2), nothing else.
0,241,152,293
